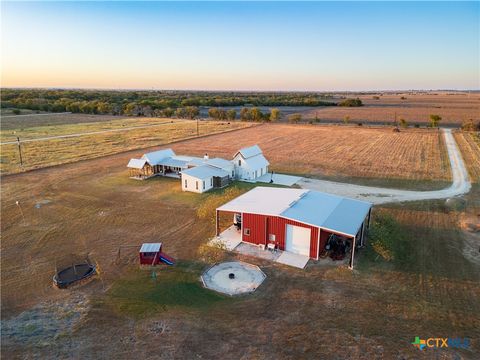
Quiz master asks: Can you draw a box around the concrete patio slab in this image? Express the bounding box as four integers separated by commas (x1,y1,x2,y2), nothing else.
209,225,242,251
276,251,310,269
255,173,301,186
201,261,266,296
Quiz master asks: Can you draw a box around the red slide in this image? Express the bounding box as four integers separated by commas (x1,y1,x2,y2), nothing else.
158,252,175,265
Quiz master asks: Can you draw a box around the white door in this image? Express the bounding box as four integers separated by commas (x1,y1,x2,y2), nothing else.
285,225,311,256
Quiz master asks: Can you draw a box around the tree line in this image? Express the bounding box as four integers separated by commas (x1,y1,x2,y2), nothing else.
0,89,347,116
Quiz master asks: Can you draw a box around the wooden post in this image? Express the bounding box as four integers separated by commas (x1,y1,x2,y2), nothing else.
349,236,356,270
215,210,219,236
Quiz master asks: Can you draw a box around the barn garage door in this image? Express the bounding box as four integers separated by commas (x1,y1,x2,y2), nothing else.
285,225,311,256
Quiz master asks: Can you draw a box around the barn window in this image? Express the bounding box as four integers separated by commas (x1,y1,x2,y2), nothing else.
269,234,276,241
244,228,250,236
196,181,199,190
238,159,241,166
184,179,187,188
210,178,213,186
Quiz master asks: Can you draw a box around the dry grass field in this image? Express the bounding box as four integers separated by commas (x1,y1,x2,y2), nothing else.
1,113,123,130
1,153,479,358
454,131,480,182
300,92,480,126
172,124,451,187
0,118,254,175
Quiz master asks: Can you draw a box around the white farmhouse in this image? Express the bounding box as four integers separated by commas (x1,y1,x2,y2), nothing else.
233,145,269,181
181,165,230,193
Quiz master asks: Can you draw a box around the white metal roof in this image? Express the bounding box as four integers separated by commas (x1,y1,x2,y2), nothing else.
217,187,308,215
127,158,147,169
181,165,229,180
139,243,162,253
217,187,372,237
157,157,189,168
241,153,269,169
236,145,263,159
142,149,175,165
206,158,234,171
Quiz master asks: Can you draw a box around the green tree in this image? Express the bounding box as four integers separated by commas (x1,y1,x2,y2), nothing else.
270,108,281,122
240,107,250,121
343,115,350,124
208,107,219,120
185,106,199,119
162,107,174,118
429,114,442,127
288,113,302,124
175,107,187,119
250,107,263,122
227,109,237,120
399,118,408,128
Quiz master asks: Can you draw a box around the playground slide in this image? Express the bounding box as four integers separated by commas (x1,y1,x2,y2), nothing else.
159,252,175,265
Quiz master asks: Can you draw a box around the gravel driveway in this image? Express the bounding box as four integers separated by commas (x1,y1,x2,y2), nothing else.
298,129,471,204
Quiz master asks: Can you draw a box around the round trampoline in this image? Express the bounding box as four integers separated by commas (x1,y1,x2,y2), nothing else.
53,263,96,289
201,261,266,296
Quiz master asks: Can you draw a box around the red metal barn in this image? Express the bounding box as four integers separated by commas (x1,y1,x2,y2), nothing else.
216,187,372,269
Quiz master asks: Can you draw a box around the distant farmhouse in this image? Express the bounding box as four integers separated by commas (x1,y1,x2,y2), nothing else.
127,145,269,193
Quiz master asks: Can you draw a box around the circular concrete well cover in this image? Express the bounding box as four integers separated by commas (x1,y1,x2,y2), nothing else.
201,261,266,296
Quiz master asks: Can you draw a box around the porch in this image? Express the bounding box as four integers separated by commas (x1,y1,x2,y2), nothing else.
210,226,310,269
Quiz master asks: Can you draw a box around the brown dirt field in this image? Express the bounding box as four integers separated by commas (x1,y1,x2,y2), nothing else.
301,93,480,126
172,124,451,183
454,131,480,182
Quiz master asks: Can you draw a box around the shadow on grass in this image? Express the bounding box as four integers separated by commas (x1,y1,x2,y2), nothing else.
106,261,232,318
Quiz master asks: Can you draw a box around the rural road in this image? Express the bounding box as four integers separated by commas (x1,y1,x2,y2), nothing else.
298,129,471,204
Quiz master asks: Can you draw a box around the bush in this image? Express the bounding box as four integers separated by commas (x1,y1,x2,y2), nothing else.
461,119,480,131
12,109,21,115
338,98,363,107
197,241,227,264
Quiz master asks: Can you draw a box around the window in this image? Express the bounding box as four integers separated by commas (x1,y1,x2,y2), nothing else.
244,228,251,236
238,159,242,166
203,181,205,189
232,171,234,177
255,170,258,178
196,181,198,190
261,168,263,176
184,179,187,188
269,234,276,241
211,178,213,186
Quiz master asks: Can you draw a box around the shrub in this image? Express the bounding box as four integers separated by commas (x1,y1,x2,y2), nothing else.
12,109,21,115
197,241,227,264
461,119,480,131
338,98,363,107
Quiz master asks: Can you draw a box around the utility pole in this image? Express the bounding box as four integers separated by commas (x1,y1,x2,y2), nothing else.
16,137,23,166
196,118,199,137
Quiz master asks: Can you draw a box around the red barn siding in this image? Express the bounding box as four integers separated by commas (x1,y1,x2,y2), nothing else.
242,213,320,259
242,213,267,245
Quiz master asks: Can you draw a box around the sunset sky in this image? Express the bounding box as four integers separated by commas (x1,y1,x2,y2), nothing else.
1,1,479,91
